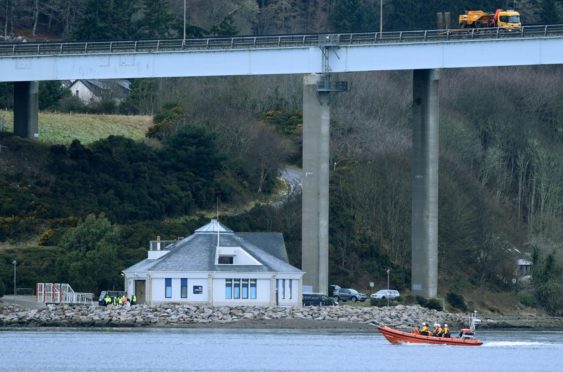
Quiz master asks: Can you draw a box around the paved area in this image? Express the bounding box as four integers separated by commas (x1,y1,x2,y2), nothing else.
1,295,45,309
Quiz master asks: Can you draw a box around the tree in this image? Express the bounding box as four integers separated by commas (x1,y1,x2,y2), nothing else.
138,0,175,39
73,0,137,40
330,0,378,33
57,214,122,293
531,248,563,315
39,81,70,110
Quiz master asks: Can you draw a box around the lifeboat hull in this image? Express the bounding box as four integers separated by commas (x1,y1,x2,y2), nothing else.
377,326,483,346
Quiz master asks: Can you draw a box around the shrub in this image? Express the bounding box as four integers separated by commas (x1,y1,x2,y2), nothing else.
446,292,468,311
370,298,400,307
416,295,428,307
425,298,444,311
519,293,537,308
416,296,443,311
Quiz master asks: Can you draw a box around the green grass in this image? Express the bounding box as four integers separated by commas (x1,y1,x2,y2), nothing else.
0,110,152,145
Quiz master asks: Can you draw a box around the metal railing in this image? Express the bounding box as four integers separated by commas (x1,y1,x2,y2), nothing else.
2,25,563,58
36,283,93,305
149,239,178,251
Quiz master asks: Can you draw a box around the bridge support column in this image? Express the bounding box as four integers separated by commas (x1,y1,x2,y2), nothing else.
411,69,440,298
13,81,39,138
302,74,330,294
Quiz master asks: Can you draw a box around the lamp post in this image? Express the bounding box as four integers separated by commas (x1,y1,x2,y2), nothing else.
380,0,383,34
386,268,390,307
12,260,17,298
183,0,187,41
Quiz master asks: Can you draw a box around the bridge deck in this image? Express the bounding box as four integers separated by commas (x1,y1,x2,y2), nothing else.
2,25,563,82
2,25,563,58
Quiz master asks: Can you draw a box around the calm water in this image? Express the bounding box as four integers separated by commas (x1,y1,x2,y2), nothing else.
1,328,562,371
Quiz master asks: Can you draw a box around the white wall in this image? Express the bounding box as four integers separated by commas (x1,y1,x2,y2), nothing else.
149,274,209,304
145,271,303,306
71,81,98,103
212,278,272,306
276,278,301,306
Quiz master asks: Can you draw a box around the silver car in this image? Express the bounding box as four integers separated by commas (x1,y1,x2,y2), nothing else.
370,289,400,299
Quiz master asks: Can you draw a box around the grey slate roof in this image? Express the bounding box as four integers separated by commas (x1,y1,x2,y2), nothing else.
123,220,302,274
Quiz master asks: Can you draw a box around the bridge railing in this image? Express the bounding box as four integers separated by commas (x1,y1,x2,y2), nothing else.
2,24,563,58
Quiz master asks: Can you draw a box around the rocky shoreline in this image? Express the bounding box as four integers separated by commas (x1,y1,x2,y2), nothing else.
2,302,561,330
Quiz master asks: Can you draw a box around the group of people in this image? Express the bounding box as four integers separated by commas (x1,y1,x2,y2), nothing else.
417,322,451,338
102,293,137,307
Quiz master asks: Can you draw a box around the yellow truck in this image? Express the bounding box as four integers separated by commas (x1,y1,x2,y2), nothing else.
459,9,521,30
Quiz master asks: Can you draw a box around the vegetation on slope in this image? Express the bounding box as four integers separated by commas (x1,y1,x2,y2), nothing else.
1,1,562,313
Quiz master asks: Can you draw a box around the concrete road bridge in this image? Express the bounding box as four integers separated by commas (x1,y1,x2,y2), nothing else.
2,25,563,297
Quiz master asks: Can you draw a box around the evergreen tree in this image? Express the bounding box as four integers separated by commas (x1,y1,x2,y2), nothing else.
57,214,122,293
330,0,378,33
138,0,175,39
210,15,239,36
39,81,70,111
541,0,560,24
0,82,13,109
531,248,563,315
73,0,138,41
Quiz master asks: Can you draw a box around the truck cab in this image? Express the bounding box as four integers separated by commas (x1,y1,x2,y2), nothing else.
495,9,522,30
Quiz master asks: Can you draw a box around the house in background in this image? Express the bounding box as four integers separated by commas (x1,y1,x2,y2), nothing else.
122,220,304,307
69,79,130,103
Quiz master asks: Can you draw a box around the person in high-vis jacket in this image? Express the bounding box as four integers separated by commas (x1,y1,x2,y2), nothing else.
420,323,429,336
131,295,137,305
433,324,443,337
443,324,450,338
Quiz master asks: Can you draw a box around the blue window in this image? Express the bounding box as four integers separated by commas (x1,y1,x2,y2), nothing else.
165,278,172,298
233,279,241,299
181,278,188,298
250,280,257,299
225,279,232,299
242,279,249,299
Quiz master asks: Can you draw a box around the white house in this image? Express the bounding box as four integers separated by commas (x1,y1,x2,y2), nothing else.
69,79,130,103
122,220,304,307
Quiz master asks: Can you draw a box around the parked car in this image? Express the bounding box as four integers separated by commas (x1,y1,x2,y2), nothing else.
332,288,368,302
370,289,400,300
328,284,341,297
302,293,338,306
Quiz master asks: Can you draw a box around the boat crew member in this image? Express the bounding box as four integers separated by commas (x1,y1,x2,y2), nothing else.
434,323,443,337
420,322,429,336
443,324,450,338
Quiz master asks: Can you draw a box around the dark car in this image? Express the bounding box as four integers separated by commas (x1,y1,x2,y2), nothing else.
329,284,341,297
302,293,338,306
332,288,368,303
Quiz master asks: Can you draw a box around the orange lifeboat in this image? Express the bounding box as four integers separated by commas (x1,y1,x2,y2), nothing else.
377,326,483,346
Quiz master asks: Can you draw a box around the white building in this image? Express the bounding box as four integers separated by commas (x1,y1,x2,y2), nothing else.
68,79,130,103
122,220,304,307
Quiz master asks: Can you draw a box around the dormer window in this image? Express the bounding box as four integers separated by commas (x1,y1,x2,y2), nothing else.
218,255,234,264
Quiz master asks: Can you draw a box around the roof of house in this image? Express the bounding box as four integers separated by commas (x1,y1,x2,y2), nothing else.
123,220,302,274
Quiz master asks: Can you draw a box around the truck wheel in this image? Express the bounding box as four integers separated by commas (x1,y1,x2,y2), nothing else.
461,21,467,29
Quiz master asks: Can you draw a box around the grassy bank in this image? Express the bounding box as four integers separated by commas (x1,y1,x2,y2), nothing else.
0,110,152,144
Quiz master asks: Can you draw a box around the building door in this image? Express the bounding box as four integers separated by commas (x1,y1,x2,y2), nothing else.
135,280,146,304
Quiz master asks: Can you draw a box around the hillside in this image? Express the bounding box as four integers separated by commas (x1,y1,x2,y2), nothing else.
0,111,151,145
1,1,562,315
